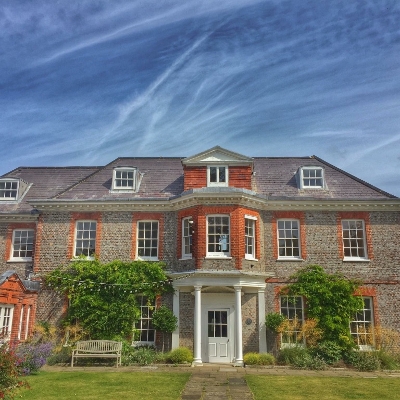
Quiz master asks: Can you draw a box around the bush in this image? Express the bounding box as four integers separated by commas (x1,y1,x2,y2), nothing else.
123,346,159,366
352,352,381,372
166,347,193,364
15,341,54,375
277,346,308,365
244,352,275,366
46,346,72,366
376,350,400,370
311,341,342,365
0,343,28,399
277,346,326,370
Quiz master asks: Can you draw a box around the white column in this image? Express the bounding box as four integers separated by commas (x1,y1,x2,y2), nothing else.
234,285,243,366
258,288,267,353
172,289,180,349
193,285,203,365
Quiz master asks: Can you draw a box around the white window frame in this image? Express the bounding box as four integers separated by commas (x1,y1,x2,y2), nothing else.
207,165,228,187
341,219,368,261
136,220,159,261
206,215,230,257
300,167,324,189
277,219,301,260
112,167,137,191
74,220,97,259
350,297,374,350
280,295,304,347
133,296,156,346
0,305,14,342
0,179,19,200
245,215,257,260
10,229,34,261
182,217,192,259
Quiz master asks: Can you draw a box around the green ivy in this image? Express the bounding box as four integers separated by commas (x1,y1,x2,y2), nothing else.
45,259,173,340
285,265,363,349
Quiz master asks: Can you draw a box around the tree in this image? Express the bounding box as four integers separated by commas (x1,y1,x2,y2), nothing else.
45,259,173,340
152,305,178,353
284,265,363,349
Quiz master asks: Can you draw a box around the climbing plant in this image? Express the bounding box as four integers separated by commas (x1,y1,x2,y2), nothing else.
45,259,173,340
152,305,178,352
284,265,363,349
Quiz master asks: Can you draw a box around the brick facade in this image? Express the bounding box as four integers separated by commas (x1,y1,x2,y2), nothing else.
0,146,399,357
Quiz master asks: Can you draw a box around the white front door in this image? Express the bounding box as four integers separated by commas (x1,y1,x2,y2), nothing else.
206,309,231,363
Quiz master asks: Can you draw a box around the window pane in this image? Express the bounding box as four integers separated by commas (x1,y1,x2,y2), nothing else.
137,221,158,259
342,220,366,259
210,167,217,182
277,220,300,258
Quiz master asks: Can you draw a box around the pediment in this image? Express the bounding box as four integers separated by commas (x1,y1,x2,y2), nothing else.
182,146,253,166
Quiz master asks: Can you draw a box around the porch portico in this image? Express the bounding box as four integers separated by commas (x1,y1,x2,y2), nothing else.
170,271,269,365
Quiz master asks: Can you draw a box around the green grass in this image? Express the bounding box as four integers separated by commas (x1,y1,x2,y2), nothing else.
246,375,400,400
17,370,190,400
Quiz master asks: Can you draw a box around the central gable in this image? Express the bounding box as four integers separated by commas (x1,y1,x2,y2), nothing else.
182,146,253,166
182,146,253,191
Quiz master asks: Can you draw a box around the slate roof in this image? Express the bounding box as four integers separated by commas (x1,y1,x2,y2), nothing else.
0,167,100,213
0,155,396,213
253,157,395,199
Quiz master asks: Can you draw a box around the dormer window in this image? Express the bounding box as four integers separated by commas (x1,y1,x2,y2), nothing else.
207,166,228,187
112,167,136,192
0,179,19,200
299,167,324,189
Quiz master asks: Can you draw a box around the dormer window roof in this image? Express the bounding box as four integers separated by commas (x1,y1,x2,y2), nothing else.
112,167,137,192
298,166,325,189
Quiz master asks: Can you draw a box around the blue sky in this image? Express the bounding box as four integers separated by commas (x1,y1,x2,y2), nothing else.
1,0,400,196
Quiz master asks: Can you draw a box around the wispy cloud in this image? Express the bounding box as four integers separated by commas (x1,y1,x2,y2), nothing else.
1,0,400,196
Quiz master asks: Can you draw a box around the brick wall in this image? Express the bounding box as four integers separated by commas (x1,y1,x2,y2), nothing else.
183,165,252,191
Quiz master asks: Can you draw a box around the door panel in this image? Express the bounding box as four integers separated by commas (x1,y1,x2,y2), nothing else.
207,309,230,363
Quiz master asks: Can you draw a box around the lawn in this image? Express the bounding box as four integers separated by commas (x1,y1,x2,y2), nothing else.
246,375,400,400
17,370,190,400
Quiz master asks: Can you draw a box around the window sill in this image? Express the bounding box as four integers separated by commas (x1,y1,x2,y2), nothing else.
179,257,192,261
7,259,32,263
342,258,371,262
245,256,258,261
276,258,304,262
205,256,232,260
135,258,159,262
70,256,95,261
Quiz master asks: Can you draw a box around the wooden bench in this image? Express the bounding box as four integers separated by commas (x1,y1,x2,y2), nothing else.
71,340,122,367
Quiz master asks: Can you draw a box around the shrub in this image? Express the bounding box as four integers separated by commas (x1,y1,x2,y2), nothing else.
277,346,326,370
244,352,275,366
277,346,308,365
46,346,72,366
376,350,400,370
124,346,158,366
351,352,381,372
15,342,54,375
311,341,342,365
0,343,28,399
166,347,193,364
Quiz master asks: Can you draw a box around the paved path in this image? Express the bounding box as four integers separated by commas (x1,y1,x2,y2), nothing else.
180,365,252,400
